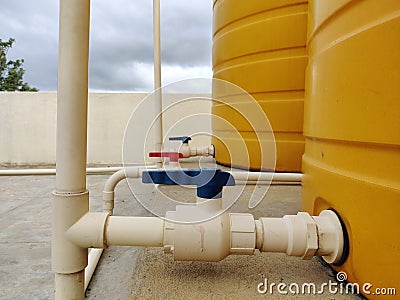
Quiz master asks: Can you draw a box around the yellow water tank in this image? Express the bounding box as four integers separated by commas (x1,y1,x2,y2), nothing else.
302,1,400,297
212,0,308,171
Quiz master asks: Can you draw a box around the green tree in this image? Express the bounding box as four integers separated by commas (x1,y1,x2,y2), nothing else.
0,38,38,92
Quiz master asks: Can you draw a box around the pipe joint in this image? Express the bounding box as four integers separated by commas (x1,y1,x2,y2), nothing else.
52,190,89,274
312,210,345,264
229,213,256,255
285,212,318,259
256,210,344,263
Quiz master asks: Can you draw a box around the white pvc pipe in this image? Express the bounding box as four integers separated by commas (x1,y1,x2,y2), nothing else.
0,165,156,176
235,181,301,186
0,167,302,183
230,172,302,183
0,166,119,176
84,248,103,291
153,0,161,99
0,169,302,186
153,0,163,165
67,214,164,248
56,0,90,193
106,216,164,247
102,165,156,214
103,166,154,193
55,272,85,300
0,168,303,186
53,0,91,298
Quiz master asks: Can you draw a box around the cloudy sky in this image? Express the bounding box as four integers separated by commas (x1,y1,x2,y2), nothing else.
0,0,213,92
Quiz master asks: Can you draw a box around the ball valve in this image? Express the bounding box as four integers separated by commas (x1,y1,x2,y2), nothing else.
168,136,214,158
142,169,241,261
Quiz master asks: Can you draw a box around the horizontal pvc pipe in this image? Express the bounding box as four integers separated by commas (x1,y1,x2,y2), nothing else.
106,216,164,247
0,168,68,176
67,214,164,248
1,167,302,182
235,180,301,186
85,248,103,291
0,165,155,176
230,172,302,183
256,218,291,253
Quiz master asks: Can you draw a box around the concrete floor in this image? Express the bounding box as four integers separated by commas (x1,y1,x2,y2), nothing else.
0,168,363,299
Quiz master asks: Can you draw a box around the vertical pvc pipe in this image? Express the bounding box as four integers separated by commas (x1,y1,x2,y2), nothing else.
55,272,85,299
56,0,90,193
153,0,163,166
52,0,91,299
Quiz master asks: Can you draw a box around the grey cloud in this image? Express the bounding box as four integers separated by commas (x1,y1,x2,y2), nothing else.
161,0,212,66
89,60,152,91
0,0,212,91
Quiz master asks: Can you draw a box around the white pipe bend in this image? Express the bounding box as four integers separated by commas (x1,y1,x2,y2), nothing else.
86,165,156,290
102,166,156,214
103,167,140,192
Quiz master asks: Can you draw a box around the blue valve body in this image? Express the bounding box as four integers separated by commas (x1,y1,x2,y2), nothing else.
142,169,235,199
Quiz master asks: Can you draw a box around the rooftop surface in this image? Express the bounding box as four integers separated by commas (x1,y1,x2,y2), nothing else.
0,164,363,299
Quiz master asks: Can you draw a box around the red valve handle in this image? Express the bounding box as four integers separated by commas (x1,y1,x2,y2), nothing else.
148,152,183,162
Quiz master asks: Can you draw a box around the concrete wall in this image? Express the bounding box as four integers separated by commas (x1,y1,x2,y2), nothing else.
0,92,211,166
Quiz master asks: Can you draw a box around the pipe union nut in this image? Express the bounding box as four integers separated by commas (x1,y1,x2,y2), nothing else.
297,212,318,260
229,213,256,255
